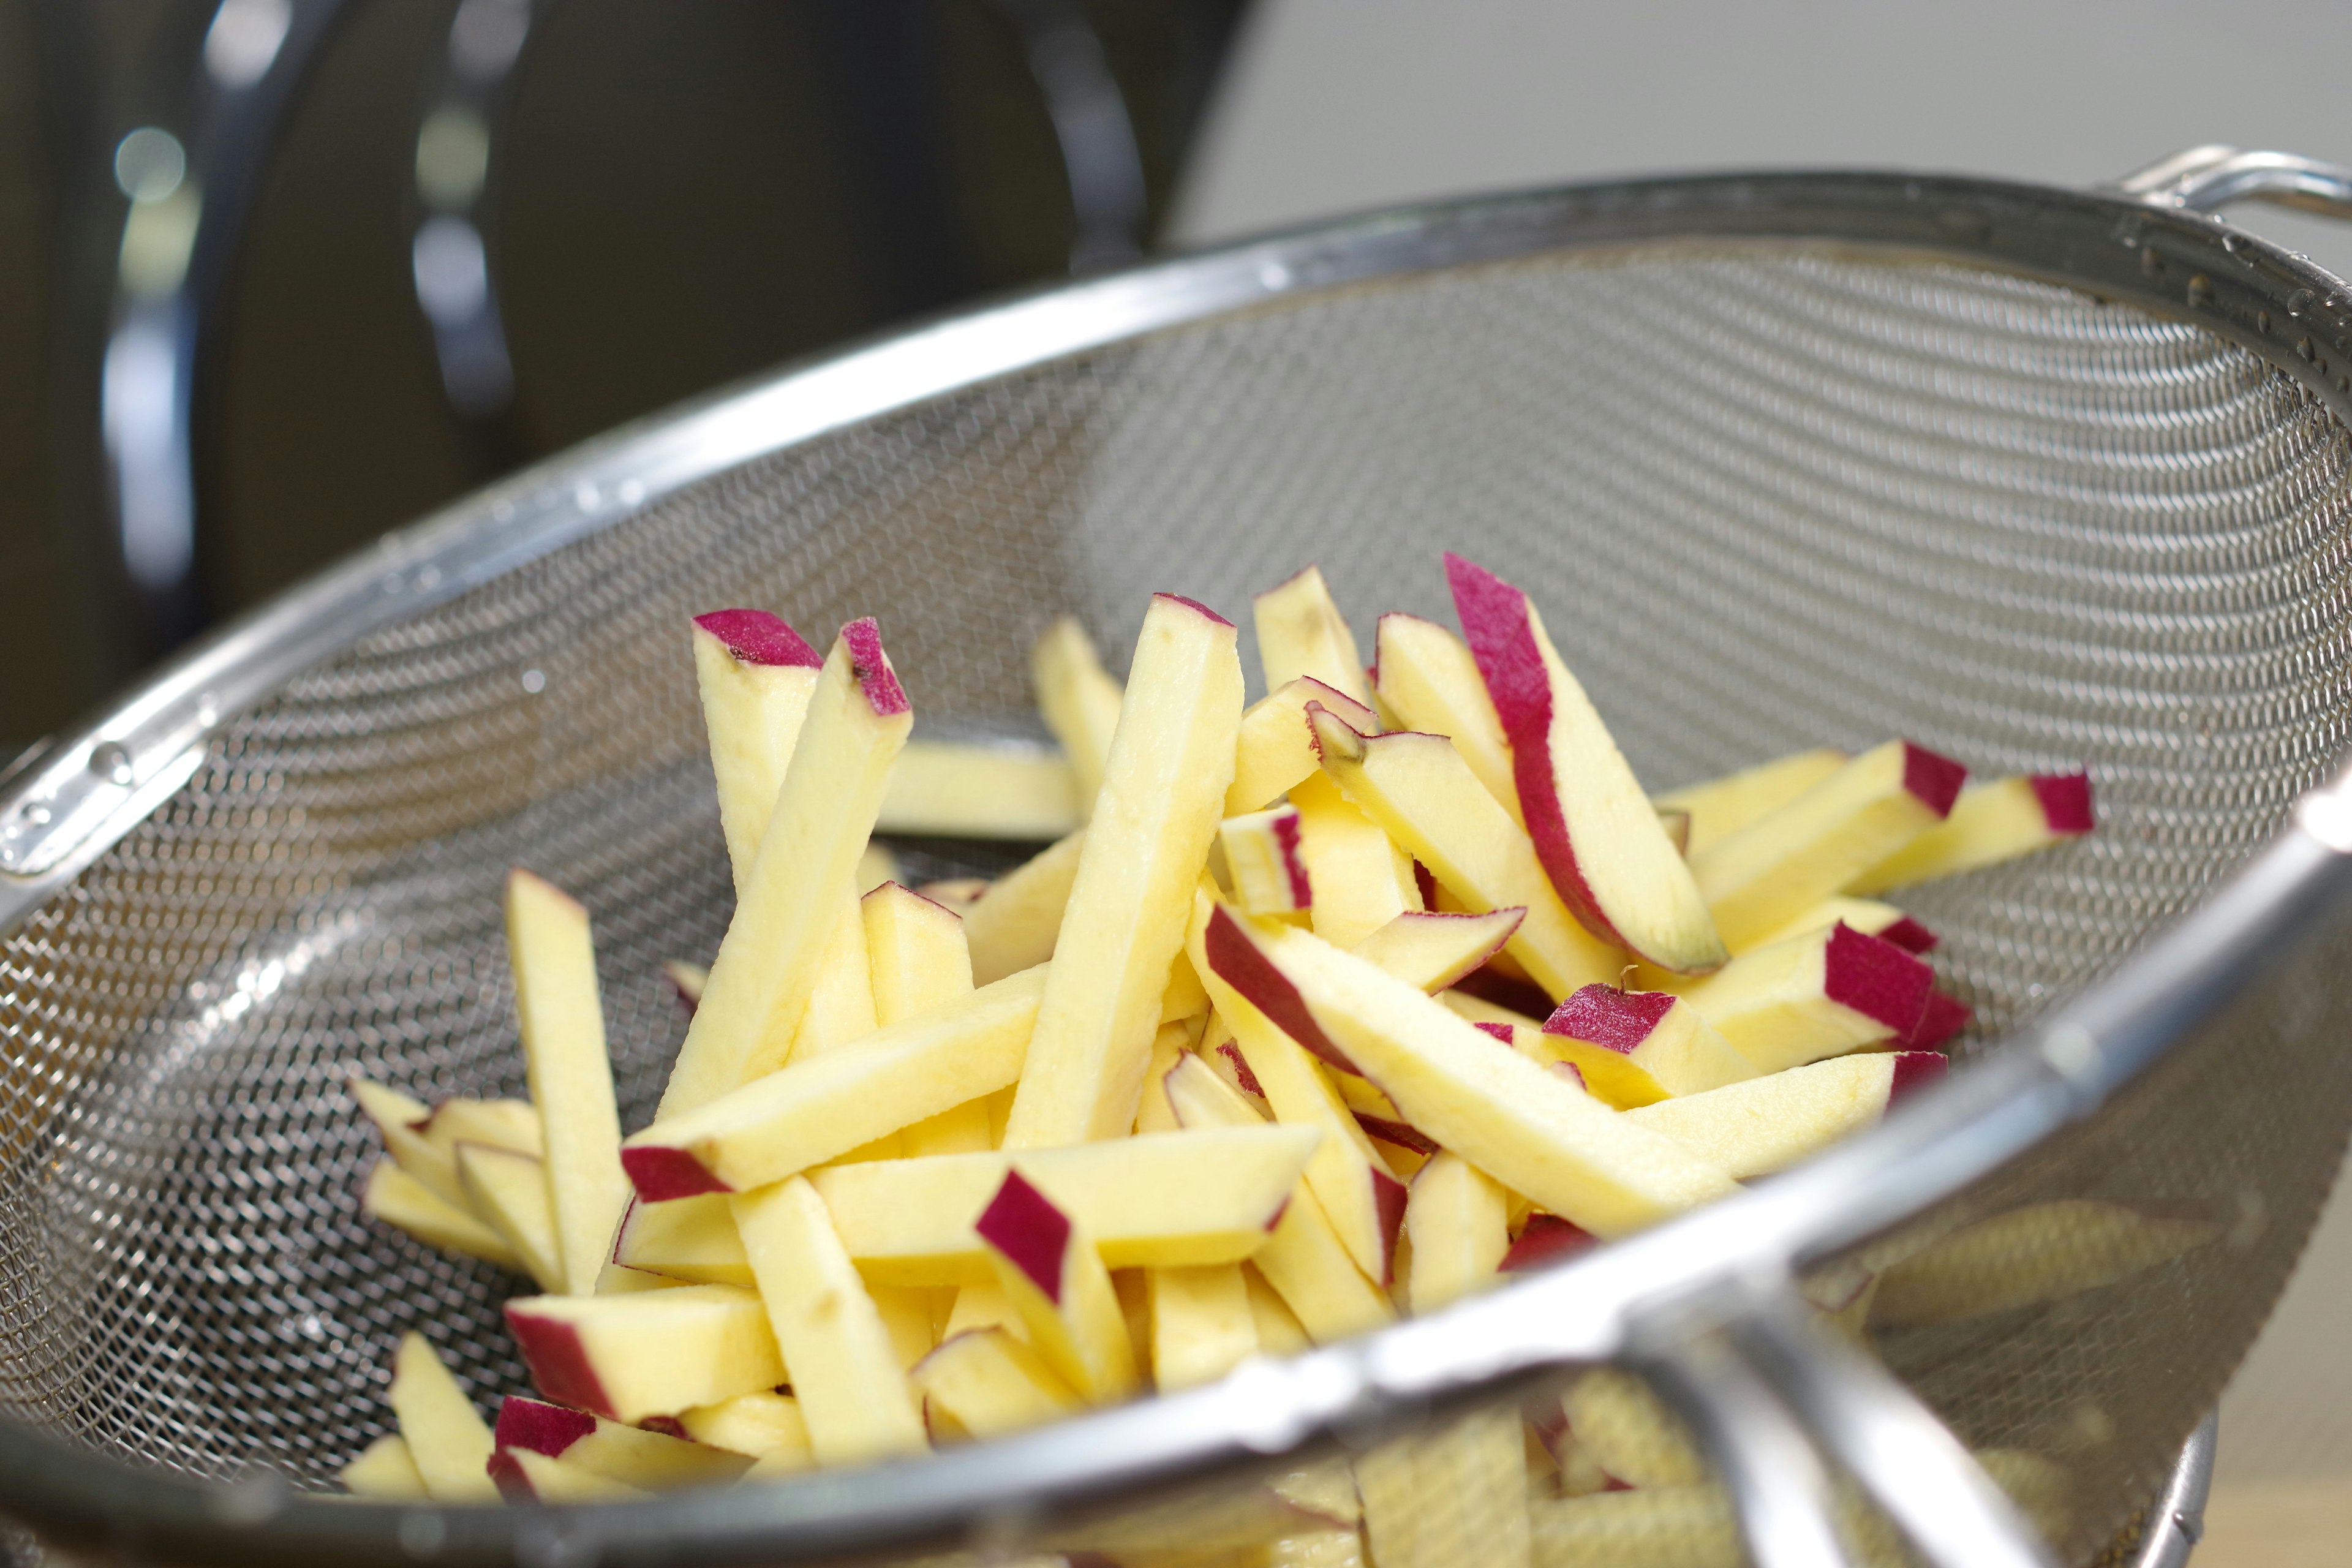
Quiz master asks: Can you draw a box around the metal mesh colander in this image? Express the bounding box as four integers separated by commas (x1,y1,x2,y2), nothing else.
7,158,2352,1567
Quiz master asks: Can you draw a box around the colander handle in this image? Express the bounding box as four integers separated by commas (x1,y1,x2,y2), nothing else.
2108,145,2352,219
1637,1283,2060,1568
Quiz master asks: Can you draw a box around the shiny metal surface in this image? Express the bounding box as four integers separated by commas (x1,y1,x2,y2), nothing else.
1735,1294,2057,1568
2126,1413,2216,1568
1640,1326,1856,1568
2,159,2351,1566
2112,144,2352,221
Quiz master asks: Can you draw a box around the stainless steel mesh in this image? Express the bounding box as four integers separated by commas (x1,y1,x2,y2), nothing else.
6,232,2352,1566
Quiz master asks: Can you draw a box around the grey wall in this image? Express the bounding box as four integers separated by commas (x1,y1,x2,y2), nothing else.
1172,0,2352,279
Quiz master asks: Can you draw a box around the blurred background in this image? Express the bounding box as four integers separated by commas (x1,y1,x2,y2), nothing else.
4,1,2350,1560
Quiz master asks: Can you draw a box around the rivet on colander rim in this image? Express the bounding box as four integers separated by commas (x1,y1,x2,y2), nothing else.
396,1509,447,1558
204,1471,288,1526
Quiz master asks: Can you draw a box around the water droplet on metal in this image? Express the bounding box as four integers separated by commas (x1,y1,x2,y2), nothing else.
415,564,441,590
1258,261,1293,290
89,742,134,786
2298,336,2316,361
573,481,601,510
2222,233,2242,254
617,479,645,505
520,668,546,694
2186,273,2215,308
2257,310,2272,333
23,804,50,826
2289,288,2316,317
2141,245,2165,276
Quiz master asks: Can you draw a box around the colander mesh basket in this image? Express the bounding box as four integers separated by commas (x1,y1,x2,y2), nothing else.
5,168,2352,1568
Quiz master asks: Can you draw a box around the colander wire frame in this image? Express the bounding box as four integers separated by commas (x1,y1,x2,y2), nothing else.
5,151,2352,1567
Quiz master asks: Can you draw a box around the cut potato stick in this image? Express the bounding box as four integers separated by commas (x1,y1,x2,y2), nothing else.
1290,773,1420,949
1564,1368,1705,1487
388,1332,500,1503
611,1194,745,1286
1741,895,1935,957
1222,805,1313,916
350,1079,470,1210
491,1448,650,1503
1159,948,1210,1023
1031,615,1126,818
872,1283,940,1371
943,1281,1027,1342
503,869,629,1295
732,1177,929,1466
1004,594,1244,1148
454,1142,564,1291
1654,747,1850,862
662,621,913,1114
1689,739,1966,951
690,609,824,892
786,884,880,1062
864,881,974,1022
362,1159,522,1272
622,965,1047,1199
978,1171,1140,1401
1227,677,1382,815
806,1124,1319,1285
1623,1051,1946,1180
1677,922,1934,1074
339,1433,428,1499
964,828,1085,985
1446,554,1725,974
1526,1448,2067,1567
1404,1153,1510,1313
1904,990,1971,1050
1871,1198,2215,1327
409,1098,541,1161
1194,889,1406,1283
1162,1055,1396,1342
1356,1409,1531,1568
1255,565,1374,706
1202,907,1738,1238
1147,1263,1257,1390
913,1326,1082,1441
1371,612,1520,827
1243,1267,1312,1356
856,839,900,894
1538,986,1756,1109
505,1284,786,1424
675,1390,811,1461
863,881,993,1159
877,737,1080,839
665,960,707,1014
492,1395,752,1490
1349,908,1523,993
1133,1021,1191,1134
1438,989,1542,1030
1848,771,2094,894
1310,710,1621,1000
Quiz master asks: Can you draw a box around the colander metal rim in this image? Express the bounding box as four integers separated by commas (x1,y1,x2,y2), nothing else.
2,165,2348,1567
